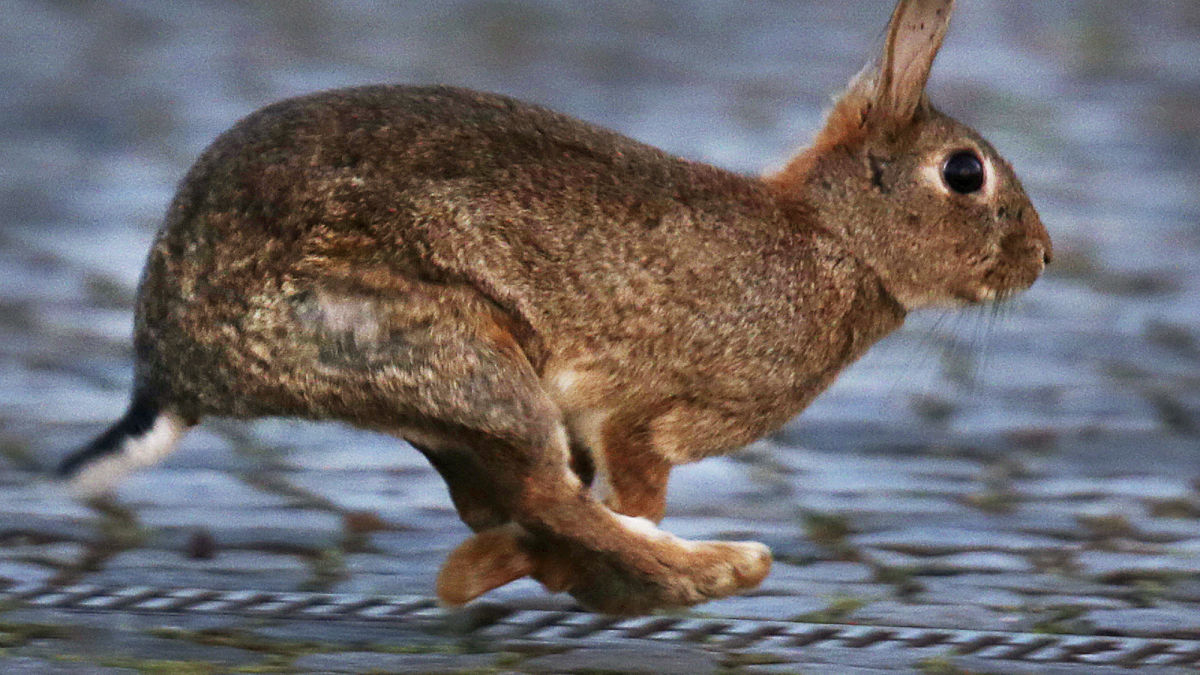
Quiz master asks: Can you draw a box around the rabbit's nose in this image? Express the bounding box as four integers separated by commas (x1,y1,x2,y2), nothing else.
1022,206,1052,266
1039,234,1053,266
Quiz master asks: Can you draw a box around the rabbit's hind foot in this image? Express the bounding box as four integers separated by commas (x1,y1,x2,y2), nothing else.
437,513,771,614
564,516,772,614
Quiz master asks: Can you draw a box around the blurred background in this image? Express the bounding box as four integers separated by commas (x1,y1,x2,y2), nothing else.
1,0,1199,640
4,0,1199,460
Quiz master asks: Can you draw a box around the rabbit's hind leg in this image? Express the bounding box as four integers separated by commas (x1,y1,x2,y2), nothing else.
291,275,767,612
407,438,511,533
280,274,564,532
418,360,769,612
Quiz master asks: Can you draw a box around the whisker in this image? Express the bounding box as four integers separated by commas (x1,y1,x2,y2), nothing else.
978,303,999,387
975,292,1022,392
887,308,953,400
962,305,987,392
895,292,1019,412
938,308,978,388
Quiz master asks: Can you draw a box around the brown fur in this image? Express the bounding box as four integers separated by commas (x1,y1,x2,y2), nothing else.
73,0,1050,613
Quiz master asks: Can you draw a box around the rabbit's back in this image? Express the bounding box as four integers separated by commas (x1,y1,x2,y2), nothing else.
137,85,903,438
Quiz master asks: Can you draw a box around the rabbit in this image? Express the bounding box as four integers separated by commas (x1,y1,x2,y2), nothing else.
57,0,1050,614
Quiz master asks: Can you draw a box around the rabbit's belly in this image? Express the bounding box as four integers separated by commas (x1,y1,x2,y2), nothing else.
542,274,906,467
547,364,805,468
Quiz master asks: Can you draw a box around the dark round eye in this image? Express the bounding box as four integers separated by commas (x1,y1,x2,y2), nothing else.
942,150,985,194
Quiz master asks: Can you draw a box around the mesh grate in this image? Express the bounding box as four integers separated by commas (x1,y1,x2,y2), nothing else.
3,582,1198,669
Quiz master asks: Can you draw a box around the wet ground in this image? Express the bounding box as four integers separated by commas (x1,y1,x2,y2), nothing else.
1,0,1199,672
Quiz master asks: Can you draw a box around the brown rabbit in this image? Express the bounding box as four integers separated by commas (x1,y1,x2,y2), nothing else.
59,0,1050,614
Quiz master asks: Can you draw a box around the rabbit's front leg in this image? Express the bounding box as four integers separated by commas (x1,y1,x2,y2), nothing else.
593,410,672,523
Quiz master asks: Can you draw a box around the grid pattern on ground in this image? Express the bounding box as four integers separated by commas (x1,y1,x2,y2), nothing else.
4,582,1199,670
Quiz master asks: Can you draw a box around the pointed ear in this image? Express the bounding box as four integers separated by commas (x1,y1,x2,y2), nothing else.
870,0,955,123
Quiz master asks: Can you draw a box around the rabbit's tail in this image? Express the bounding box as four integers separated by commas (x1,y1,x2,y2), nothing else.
56,392,189,497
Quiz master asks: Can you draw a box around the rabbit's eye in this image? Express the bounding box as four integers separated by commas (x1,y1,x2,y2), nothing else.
942,151,985,194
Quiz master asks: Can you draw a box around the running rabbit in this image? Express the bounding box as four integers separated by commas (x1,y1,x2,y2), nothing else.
59,0,1050,614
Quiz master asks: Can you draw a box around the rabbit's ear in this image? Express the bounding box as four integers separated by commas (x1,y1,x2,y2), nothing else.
869,0,955,123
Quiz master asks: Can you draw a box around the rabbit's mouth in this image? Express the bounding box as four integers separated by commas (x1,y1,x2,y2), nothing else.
968,233,1050,304
961,256,1046,305
968,286,1001,303
952,285,1006,305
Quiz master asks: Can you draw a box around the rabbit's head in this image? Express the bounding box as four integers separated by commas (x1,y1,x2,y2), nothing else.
769,0,1051,310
